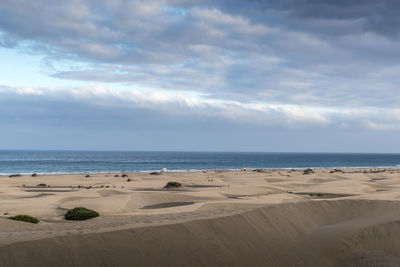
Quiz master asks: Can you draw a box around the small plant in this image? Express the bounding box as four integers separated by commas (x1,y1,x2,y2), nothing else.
9,174,21,178
64,207,99,221
37,183,47,187
164,181,182,189
309,193,324,197
127,178,132,182
122,174,128,177
31,173,37,177
85,174,90,178
114,174,119,177
303,169,314,175
9,215,39,224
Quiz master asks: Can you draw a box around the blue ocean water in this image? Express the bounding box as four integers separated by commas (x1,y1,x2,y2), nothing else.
0,150,400,175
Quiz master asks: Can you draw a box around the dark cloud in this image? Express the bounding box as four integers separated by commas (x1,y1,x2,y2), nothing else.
1,0,400,144
217,0,400,37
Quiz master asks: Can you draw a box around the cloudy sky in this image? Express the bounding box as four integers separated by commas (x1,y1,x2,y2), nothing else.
1,0,400,152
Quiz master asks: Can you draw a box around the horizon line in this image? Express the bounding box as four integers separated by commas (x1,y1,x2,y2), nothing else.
0,149,399,154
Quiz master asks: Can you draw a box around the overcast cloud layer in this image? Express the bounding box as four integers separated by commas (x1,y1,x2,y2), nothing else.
0,0,400,151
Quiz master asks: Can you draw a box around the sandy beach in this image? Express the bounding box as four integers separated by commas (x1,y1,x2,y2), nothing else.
1,168,400,266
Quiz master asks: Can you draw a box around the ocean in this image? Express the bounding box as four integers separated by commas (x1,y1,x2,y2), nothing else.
1,150,400,175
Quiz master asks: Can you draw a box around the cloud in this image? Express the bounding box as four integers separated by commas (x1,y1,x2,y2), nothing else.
1,0,398,108
272,0,400,36
1,1,400,151
1,84,400,152
2,85,400,131
0,85,325,126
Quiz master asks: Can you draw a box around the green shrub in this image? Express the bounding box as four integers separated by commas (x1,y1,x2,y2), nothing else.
9,215,39,224
64,207,99,221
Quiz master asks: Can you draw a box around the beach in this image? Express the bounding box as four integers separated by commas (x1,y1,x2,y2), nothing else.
1,168,400,266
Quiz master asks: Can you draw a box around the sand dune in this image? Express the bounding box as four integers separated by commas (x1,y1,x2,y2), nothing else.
1,199,400,266
2,169,400,266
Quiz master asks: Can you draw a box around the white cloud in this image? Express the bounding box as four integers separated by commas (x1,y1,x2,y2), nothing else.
2,85,400,130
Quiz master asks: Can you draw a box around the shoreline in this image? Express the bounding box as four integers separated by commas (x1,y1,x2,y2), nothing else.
2,165,400,176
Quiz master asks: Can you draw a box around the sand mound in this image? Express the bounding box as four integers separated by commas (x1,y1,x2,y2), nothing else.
2,199,400,266
97,190,127,197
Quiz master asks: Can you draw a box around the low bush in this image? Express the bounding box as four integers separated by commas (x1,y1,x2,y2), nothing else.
64,207,99,220
303,169,314,175
164,181,182,189
9,215,39,224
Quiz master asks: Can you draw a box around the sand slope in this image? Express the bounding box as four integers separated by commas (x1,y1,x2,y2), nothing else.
2,199,400,267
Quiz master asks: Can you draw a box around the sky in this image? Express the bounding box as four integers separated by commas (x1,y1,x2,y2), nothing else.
0,0,400,152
